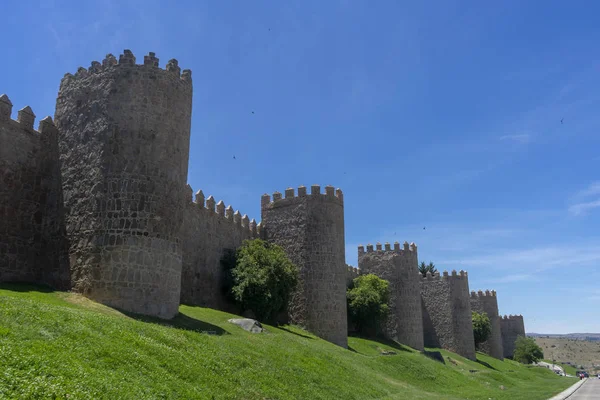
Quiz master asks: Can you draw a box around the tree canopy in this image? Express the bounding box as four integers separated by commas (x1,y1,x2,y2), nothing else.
472,311,492,350
228,239,299,323
347,274,390,336
513,336,544,364
418,261,437,277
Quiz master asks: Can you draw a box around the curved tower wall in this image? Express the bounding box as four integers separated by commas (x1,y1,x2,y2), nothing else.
261,185,347,347
420,270,476,360
54,50,193,318
470,290,504,359
500,315,526,358
357,242,424,351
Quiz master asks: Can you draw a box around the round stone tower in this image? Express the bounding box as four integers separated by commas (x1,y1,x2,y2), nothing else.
54,50,193,319
261,185,347,347
358,241,424,351
470,290,504,360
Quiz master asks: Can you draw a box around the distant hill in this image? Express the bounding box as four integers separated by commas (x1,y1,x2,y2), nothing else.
528,333,600,341
533,336,600,373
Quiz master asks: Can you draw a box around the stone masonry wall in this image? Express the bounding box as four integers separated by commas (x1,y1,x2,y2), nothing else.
500,315,525,358
261,185,348,348
420,270,476,360
358,242,424,351
0,96,69,289
180,186,259,309
54,50,193,319
470,290,504,360
346,264,359,287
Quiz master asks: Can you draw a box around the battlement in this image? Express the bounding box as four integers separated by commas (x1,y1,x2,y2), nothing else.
261,185,344,208
470,289,497,298
0,94,57,135
347,265,360,277
358,241,417,256
60,50,192,88
420,269,468,281
502,314,524,320
187,187,260,236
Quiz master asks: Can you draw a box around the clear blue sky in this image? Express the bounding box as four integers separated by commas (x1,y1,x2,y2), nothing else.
2,0,600,334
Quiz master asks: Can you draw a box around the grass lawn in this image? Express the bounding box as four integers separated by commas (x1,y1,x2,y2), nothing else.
0,283,575,399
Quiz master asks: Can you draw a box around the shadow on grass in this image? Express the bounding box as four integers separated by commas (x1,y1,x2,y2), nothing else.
349,333,414,353
423,350,446,364
277,326,315,340
118,309,229,336
0,282,56,293
476,358,498,371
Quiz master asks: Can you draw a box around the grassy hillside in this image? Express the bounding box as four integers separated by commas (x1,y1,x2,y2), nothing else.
0,284,574,400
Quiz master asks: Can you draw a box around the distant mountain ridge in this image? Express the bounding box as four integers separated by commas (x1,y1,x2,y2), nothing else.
528,333,600,341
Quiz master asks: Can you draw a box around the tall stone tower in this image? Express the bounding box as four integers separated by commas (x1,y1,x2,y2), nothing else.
261,185,347,347
420,270,476,360
54,50,193,319
358,242,424,351
470,290,504,360
500,314,526,358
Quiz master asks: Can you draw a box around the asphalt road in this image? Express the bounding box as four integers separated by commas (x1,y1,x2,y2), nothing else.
570,379,600,399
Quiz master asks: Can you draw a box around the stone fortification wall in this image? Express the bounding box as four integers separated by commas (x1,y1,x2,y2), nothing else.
261,185,347,347
500,315,525,358
420,270,476,360
181,186,259,309
358,241,424,350
346,264,359,287
54,50,193,319
470,290,504,359
0,96,69,288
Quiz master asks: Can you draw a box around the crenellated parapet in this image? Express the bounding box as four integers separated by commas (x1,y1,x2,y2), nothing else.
502,314,524,320
470,289,497,297
59,50,192,92
261,185,344,210
185,187,260,238
0,94,58,137
358,241,417,256
419,269,468,281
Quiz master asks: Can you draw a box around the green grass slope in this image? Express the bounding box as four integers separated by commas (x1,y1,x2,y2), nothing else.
0,284,574,400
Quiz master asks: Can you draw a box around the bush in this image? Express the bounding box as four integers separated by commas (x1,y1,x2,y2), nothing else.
229,239,299,324
472,311,492,350
347,274,390,336
513,336,544,364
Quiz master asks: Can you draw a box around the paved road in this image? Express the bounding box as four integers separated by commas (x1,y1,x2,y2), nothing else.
570,379,600,399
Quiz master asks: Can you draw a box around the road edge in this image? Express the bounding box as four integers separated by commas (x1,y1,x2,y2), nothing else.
547,378,587,400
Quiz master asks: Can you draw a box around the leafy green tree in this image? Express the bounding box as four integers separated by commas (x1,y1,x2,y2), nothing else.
229,239,299,324
418,261,437,277
513,336,544,364
472,311,492,350
347,274,390,336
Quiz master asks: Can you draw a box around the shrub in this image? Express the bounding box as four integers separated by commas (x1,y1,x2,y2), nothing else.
472,311,492,350
347,274,390,336
229,239,299,324
513,336,544,364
